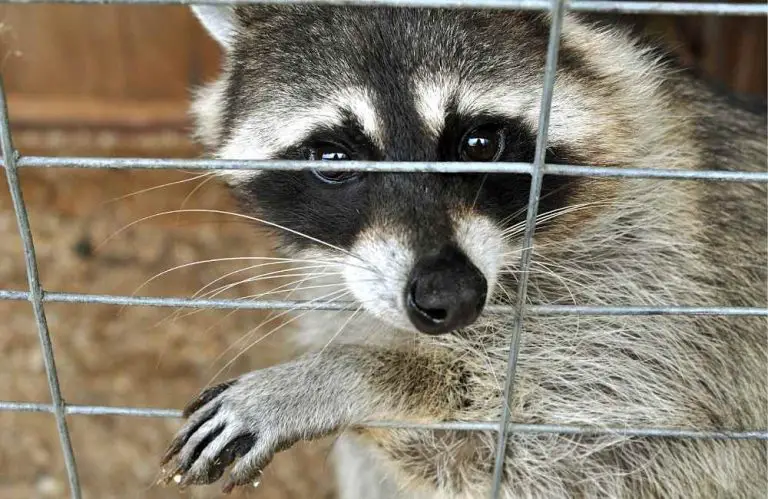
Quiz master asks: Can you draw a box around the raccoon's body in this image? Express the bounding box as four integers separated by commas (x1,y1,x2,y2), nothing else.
159,6,768,498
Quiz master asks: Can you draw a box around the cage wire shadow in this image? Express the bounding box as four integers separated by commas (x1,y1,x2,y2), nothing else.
1,0,767,498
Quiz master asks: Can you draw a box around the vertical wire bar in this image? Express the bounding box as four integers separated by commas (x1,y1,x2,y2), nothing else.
0,76,82,499
489,0,567,496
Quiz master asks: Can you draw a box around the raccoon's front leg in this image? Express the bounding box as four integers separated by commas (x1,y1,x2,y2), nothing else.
159,345,466,493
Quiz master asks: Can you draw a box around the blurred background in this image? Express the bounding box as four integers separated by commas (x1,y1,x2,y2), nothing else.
0,3,765,499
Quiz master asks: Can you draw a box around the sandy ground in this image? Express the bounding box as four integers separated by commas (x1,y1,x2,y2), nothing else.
0,145,336,498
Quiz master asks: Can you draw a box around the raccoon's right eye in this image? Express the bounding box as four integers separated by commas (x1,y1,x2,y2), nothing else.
308,144,351,161
304,143,361,184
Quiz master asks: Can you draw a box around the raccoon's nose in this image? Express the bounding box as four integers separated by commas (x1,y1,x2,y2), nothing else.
405,246,487,335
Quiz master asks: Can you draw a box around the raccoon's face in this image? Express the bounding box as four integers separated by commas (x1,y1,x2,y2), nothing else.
192,6,662,334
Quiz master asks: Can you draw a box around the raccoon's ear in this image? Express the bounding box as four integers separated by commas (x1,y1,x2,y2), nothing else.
191,5,236,49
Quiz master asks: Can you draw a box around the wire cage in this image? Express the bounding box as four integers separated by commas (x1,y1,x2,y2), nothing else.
1,1,767,498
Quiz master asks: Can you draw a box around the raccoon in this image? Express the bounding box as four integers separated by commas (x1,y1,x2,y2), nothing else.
159,5,768,498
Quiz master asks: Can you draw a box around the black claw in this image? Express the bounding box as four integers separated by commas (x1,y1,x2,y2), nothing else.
183,380,235,418
160,403,220,466
207,433,256,484
178,424,225,478
160,437,184,468
222,453,271,494
222,470,261,495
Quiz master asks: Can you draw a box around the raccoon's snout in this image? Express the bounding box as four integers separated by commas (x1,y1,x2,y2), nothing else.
405,246,488,335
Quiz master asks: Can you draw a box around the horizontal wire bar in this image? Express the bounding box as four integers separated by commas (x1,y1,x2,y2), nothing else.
1,290,766,316
7,156,768,182
1,0,766,16
543,164,768,182
1,402,765,440
0,402,182,418
506,305,768,316
365,421,768,440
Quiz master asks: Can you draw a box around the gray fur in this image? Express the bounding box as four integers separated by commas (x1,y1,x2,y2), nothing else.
161,6,768,498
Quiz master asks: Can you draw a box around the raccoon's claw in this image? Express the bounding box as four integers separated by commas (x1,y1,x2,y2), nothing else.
159,398,222,470
159,379,268,491
159,370,321,493
178,431,259,489
222,456,265,494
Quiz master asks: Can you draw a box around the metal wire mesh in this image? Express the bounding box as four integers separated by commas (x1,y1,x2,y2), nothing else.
1,1,767,498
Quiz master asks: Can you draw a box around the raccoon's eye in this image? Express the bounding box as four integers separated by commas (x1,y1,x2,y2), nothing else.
305,143,361,184
311,144,350,161
460,125,506,162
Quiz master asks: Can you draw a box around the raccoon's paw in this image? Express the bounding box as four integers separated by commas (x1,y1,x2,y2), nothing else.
158,373,314,494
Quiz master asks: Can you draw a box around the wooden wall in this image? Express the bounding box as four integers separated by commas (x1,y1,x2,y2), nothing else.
632,13,766,95
0,4,222,157
0,4,764,158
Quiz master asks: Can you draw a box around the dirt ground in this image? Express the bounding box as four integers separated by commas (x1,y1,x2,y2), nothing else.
0,137,336,499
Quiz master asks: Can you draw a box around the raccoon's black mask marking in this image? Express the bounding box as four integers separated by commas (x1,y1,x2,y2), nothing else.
236,114,579,251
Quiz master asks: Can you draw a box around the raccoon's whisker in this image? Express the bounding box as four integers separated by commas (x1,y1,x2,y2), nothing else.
168,269,378,328
496,189,570,229
126,258,338,319
500,222,679,257
206,289,353,384
207,266,326,359
171,173,221,228
100,172,214,206
155,269,346,347
187,263,316,302
98,209,377,272
218,209,383,273
225,289,352,371
470,174,489,211
197,273,347,306
223,283,349,342
150,274,342,340
316,304,364,358
157,281,354,367
179,172,218,211
197,264,344,370
152,279,347,370
199,272,379,307
501,202,610,239
203,287,352,379
195,267,344,301
158,271,348,329
184,265,340,321
132,256,330,298
496,185,599,230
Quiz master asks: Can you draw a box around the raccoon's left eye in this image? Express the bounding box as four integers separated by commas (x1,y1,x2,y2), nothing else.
305,143,361,184
460,125,506,162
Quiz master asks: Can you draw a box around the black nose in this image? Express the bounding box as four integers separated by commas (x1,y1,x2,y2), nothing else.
405,246,488,335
